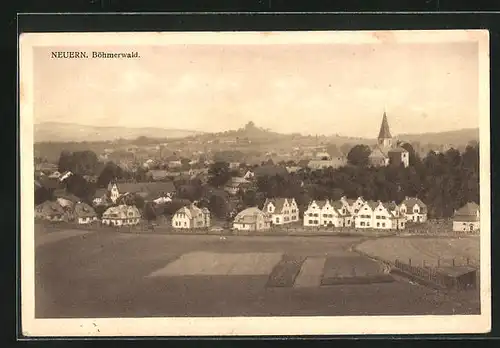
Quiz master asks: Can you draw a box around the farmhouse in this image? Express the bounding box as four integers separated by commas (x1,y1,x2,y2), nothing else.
399,197,428,223
74,202,98,224
101,205,141,226
453,202,480,232
262,198,299,225
171,204,211,229
232,207,271,231
35,201,68,222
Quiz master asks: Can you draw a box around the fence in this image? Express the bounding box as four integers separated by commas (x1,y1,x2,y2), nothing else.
403,220,480,237
394,258,478,291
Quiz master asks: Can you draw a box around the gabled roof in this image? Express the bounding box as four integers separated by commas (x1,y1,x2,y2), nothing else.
263,198,293,212
234,207,269,224
74,202,97,218
175,204,207,219
401,197,427,213
365,200,380,210
378,112,392,139
388,146,408,154
454,202,480,221
35,201,66,216
103,205,141,219
369,146,389,158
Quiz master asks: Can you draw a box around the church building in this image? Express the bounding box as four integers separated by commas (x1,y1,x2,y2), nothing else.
368,112,410,168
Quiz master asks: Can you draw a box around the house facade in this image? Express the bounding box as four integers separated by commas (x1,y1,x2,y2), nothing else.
453,202,480,232
171,204,211,229
232,207,271,231
262,198,299,225
74,202,98,224
354,200,405,230
303,200,352,228
101,205,141,226
399,197,428,223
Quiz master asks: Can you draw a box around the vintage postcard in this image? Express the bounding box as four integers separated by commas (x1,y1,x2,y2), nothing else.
20,30,491,336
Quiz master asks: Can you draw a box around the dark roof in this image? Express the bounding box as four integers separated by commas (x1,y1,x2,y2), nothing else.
263,198,293,212
454,202,480,221
378,112,392,139
402,197,428,213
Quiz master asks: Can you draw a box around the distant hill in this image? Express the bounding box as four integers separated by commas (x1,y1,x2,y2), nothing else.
34,122,205,143
396,128,479,147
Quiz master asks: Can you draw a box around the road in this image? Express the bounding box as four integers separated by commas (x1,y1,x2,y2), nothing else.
34,228,480,318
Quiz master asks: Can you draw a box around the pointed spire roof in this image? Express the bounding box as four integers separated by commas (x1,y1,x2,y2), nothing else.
378,112,392,139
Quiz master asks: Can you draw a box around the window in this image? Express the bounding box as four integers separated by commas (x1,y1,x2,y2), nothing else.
276,217,280,223
314,213,318,217
314,220,318,224
377,223,380,227
354,209,359,213
367,222,370,227
360,222,365,226
308,220,313,224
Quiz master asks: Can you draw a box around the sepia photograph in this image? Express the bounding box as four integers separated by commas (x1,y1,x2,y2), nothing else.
20,29,490,336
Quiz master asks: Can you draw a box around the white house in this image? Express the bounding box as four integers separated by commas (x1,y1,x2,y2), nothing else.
232,207,271,231
453,202,480,232
262,198,299,225
399,197,428,223
243,170,255,180
355,200,405,230
172,204,211,229
341,196,366,216
101,205,141,226
303,200,352,228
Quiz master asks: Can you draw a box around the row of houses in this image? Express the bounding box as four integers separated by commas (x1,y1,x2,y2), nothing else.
231,197,480,232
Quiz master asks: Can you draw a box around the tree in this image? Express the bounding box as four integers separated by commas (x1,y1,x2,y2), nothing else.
347,144,371,166
208,161,231,187
97,161,124,187
65,173,95,203
57,150,74,173
143,202,157,222
209,194,229,219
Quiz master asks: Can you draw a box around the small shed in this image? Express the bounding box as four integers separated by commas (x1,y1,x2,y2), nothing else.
437,266,478,291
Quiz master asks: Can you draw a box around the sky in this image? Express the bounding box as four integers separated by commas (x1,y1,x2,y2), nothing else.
33,41,479,138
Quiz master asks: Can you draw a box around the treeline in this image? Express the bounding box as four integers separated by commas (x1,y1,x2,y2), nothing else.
247,143,479,219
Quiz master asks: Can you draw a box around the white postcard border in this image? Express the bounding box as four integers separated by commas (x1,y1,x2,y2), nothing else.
20,29,491,336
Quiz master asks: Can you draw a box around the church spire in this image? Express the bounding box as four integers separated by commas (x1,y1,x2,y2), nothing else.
377,111,392,148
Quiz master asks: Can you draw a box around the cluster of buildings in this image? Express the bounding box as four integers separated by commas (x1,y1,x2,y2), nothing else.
232,196,427,232
229,197,480,233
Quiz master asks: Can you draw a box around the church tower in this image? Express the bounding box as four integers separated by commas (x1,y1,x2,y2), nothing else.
377,111,393,148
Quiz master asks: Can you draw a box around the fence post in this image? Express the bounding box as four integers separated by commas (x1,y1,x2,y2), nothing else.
452,258,455,267
409,258,412,266
437,258,440,267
